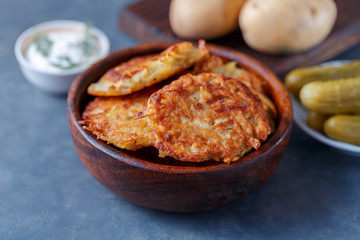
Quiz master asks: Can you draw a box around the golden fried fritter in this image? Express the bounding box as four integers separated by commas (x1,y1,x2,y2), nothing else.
87,41,208,96
139,73,272,163
215,62,277,125
214,61,264,93
193,55,263,91
192,54,224,74
193,55,277,130
81,87,157,150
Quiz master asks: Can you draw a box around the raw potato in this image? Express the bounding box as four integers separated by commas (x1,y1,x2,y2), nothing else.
169,0,246,40
239,0,337,55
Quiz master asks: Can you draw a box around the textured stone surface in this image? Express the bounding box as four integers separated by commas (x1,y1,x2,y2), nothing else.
1,0,360,239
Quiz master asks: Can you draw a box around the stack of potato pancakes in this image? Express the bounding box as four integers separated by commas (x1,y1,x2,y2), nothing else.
81,41,276,163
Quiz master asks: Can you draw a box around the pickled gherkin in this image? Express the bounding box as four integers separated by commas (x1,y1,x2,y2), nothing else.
285,60,360,98
306,111,329,132
299,77,360,115
324,115,360,146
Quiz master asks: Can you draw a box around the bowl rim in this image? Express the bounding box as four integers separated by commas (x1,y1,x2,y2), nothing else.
14,19,110,76
67,42,293,174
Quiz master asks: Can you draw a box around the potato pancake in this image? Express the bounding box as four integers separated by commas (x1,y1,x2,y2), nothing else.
194,55,277,130
139,73,272,163
81,87,157,150
193,54,224,74
194,55,263,92
87,41,209,96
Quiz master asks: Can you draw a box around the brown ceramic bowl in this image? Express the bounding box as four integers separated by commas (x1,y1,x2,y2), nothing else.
67,42,293,212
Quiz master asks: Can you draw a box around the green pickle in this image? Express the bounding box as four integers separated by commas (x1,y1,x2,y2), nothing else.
324,115,360,146
306,111,329,132
285,60,360,98
299,77,360,115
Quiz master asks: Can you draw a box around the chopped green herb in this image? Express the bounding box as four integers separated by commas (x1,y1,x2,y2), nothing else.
76,21,98,57
34,34,53,57
31,21,98,71
50,56,81,70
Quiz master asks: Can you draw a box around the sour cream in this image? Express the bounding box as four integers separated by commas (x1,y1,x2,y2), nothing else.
26,29,100,73
15,20,110,94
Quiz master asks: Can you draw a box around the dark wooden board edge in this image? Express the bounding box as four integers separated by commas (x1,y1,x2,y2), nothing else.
119,0,360,75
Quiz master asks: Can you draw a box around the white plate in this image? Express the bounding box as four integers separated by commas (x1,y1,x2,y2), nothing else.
293,95,360,157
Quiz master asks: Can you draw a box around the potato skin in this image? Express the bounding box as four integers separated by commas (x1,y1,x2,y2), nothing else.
169,0,246,40
239,0,337,54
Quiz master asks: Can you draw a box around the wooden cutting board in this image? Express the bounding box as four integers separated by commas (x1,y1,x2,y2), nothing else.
119,0,360,75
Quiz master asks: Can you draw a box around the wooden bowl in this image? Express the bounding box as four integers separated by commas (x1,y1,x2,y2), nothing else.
67,42,293,212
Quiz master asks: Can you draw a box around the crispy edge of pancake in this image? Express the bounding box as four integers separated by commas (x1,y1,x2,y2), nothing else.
215,62,278,131
87,41,209,96
216,62,277,131
193,55,277,131
192,54,224,74
81,87,157,150
139,73,271,163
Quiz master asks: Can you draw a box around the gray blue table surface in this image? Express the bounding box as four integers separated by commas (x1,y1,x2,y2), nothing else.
1,0,360,239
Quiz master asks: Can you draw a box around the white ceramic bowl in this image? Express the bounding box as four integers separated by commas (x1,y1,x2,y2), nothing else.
15,20,110,94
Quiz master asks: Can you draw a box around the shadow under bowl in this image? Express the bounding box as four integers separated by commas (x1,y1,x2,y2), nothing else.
67,42,293,212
